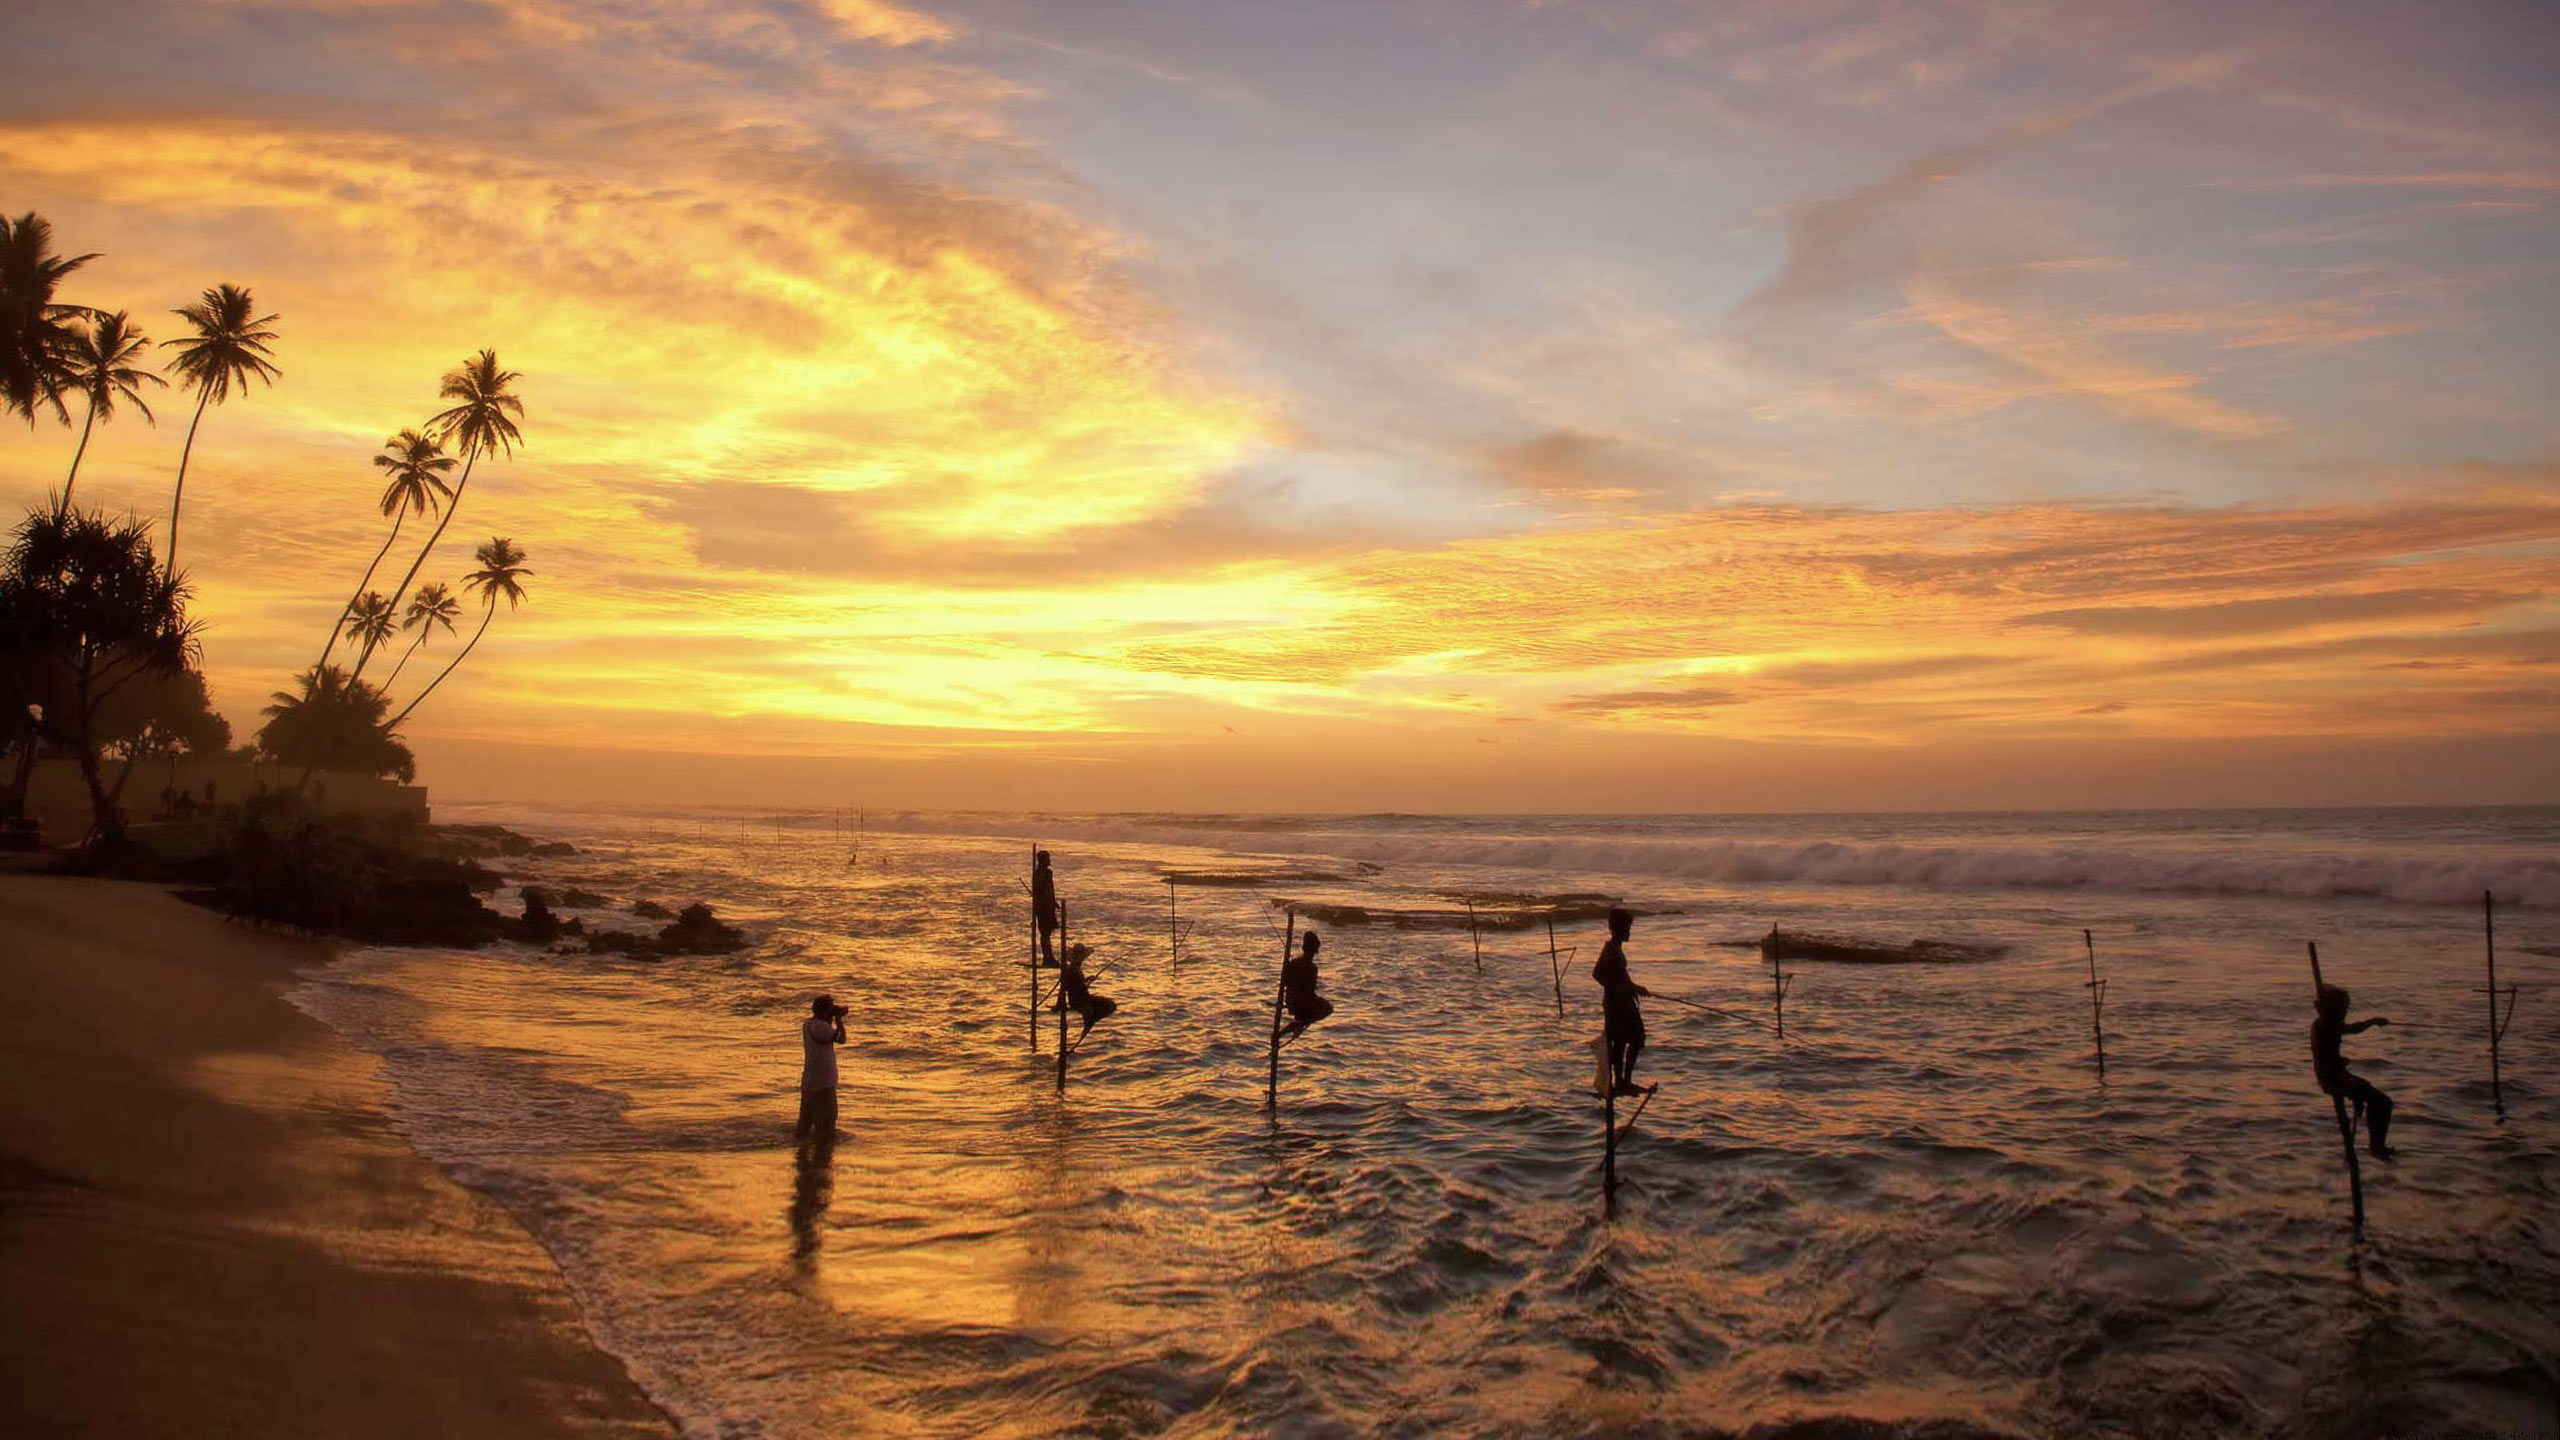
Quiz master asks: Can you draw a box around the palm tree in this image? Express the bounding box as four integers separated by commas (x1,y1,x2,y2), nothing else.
258,665,413,784
380,581,460,692
340,590,397,668
161,283,281,579
60,312,166,511
319,428,455,670
365,349,521,673
389,537,529,728
2,212,97,426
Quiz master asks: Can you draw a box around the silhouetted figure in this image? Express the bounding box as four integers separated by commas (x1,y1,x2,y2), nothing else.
1060,943,1116,1039
799,993,847,1140
1593,907,1652,1097
2313,985,2396,1159
1279,930,1333,1040
789,1081,838,1271
1033,850,1059,968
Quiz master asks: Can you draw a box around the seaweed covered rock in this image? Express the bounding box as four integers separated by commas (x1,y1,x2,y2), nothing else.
659,903,745,955
191,802,507,945
520,887,562,942
557,886,608,909
583,928,655,956
631,899,674,920
578,902,746,958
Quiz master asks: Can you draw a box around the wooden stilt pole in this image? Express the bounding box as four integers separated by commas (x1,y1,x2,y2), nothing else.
1028,844,1040,1049
2083,928,2107,1076
1602,1076,1618,1204
1268,909,1294,1110
2309,941,2363,1231
1168,877,1179,967
1467,900,1482,975
1766,925,1793,1041
1547,917,1565,1020
1056,901,1070,1092
2481,890,2509,1118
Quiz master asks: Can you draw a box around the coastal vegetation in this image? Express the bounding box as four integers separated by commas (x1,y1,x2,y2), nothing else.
321,427,454,673
389,536,530,727
57,310,164,510
0,509,206,848
0,213,691,952
159,283,281,581
1,211,538,846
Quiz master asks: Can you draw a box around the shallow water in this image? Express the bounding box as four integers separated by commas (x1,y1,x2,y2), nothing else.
293,806,2560,1438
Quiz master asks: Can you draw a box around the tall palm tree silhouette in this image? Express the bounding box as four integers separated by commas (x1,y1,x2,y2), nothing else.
2,212,97,426
321,428,455,671
161,284,281,579
59,312,166,511
341,591,398,674
366,350,521,673
381,581,461,692
390,537,529,727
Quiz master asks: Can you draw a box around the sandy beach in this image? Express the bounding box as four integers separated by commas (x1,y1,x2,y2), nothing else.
0,873,673,1439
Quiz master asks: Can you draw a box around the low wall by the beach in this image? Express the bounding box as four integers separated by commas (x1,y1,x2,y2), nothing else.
20,755,429,843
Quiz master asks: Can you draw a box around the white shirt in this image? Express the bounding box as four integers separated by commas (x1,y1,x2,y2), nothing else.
801,1015,842,1093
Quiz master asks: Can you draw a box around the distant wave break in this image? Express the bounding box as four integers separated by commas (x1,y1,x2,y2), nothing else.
869,815,2559,909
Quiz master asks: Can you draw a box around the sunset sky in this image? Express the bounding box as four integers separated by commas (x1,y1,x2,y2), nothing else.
4,0,2555,811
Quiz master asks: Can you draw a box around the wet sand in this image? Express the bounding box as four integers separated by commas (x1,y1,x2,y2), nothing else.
0,874,672,1439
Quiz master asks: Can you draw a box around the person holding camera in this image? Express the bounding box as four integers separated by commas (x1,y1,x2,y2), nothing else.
799,994,848,1139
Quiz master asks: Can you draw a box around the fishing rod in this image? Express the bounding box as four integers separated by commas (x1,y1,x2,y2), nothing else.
1651,991,1773,1031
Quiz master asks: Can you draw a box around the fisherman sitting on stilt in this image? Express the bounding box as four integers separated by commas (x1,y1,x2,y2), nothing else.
1279,930,1333,1041
1593,906,1654,1098
2313,984,2396,1160
1061,943,1117,1039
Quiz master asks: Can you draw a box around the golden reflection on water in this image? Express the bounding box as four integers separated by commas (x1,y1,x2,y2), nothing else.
296,816,2560,1439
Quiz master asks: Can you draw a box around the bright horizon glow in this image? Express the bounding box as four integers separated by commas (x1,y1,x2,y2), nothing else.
4,0,2555,811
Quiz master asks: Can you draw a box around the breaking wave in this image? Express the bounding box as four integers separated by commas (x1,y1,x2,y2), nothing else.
868,813,2560,909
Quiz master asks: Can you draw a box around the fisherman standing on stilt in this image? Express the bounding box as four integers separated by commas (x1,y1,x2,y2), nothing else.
1594,907,1653,1097
1279,930,1333,1041
1032,850,1060,968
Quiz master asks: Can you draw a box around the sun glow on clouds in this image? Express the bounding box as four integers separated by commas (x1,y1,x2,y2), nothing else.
2,0,2556,806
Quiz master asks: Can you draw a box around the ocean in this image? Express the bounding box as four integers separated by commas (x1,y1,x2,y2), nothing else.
290,806,2560,1439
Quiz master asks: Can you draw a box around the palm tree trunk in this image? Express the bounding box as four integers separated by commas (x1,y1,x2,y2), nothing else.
61,395,98,515
165,386,212,581
387,602,492,729
322,510,407,673
73,653,126,851
381,632,428,692
364,451,474,673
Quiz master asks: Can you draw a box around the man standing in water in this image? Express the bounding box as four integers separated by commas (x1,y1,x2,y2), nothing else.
1279,929,1333,1040
799,994,848,1139
1593,907,1652,1097
2313,985,2396,1159
1032,850,1059,968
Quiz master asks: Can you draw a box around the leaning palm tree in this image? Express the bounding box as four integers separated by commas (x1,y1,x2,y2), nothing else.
380,581,460,692
340,590,398,675
59,311,166,511
1,212,97,425
389,537,529,728
365,349,521,673
161,283,281,579
319,428,455,670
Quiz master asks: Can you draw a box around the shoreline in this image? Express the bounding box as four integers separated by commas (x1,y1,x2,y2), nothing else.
0,874,676,1439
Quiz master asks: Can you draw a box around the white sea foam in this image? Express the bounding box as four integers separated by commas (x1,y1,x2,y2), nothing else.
864,813,2560,908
